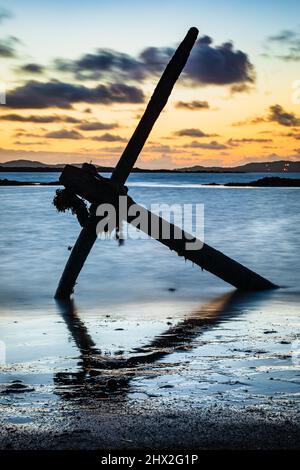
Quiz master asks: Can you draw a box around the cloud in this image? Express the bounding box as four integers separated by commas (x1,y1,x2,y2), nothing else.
0,113,119,132
14,140,46,146
277,52,300,61
54,35,254,88
228,137,273,145
175,128,217,138
156,37,255,87
14,130,42,138
175,100,209,110
282,132,300,140
0,113,82,123
230,83,253,94
14,127,126,142
183,36,255,86
91,133,126,142
0,7,12,23
5,80,145,109
45,129,83,139
269,104,300,126
99,146,124,154
20,63,44,74
183,140,228,150
231,116,266,126
76,121,118,131
55,46,174,82
55,49,144,81
234,105,300,128
0,36,19,58
266,28,300,61
138,47,174,76
139,153,177,169
268,29,298,43
145,144,191,156
144,144,172,153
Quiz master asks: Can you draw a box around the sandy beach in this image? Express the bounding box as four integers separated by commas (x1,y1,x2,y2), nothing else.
1,287,300,450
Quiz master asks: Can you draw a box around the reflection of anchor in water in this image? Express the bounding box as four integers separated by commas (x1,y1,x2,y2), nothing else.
54,291,270,401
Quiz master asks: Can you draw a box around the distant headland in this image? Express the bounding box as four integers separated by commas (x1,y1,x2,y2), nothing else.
0,159,300,173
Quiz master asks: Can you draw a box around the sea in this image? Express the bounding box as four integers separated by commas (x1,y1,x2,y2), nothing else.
0,171,299,424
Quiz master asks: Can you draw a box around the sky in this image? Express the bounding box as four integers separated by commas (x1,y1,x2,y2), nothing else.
0,0,300,168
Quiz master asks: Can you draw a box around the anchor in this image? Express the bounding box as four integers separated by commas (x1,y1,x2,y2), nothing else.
53,27,277,299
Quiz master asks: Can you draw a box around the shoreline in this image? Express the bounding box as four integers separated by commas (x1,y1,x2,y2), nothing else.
1,399,300,450
1,176,300,187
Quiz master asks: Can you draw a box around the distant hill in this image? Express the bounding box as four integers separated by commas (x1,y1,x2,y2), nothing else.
0,159,300,172
0,160,115,172
1,159,50,168
178,160,300,172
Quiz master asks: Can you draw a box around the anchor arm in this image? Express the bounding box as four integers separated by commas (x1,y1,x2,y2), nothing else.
58,165,277,291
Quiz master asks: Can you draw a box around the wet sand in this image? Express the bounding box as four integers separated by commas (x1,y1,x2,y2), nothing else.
1,402,300,450
1,290,300,450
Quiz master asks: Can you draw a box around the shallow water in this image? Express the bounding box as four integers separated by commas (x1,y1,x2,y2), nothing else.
2,170,300,185
0,172,299,427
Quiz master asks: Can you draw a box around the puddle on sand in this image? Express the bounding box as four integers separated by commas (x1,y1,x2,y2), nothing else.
5,416,33,424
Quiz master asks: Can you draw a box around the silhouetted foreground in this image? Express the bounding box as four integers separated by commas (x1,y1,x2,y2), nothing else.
0,179,60,186
217,176,300,187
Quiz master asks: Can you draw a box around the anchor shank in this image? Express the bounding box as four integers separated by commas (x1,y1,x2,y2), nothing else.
111,27,198,186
